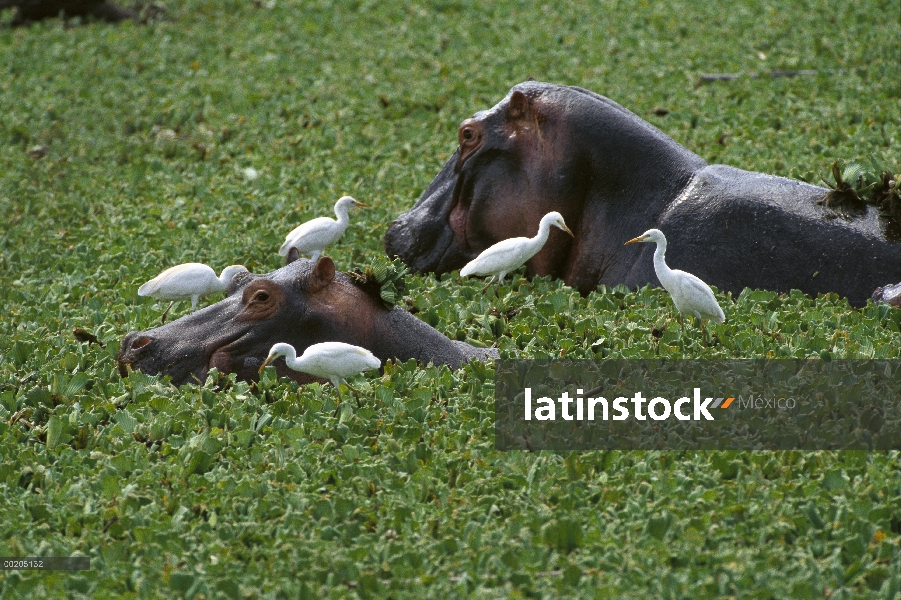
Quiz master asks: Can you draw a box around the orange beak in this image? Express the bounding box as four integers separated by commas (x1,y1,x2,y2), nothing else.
258,355,276,373
624,234,649,246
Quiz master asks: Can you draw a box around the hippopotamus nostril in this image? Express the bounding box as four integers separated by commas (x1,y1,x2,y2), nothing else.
131,336,152,350
117,332,155,379
119,332,155,360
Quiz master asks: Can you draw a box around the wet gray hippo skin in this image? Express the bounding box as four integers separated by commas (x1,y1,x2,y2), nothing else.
384,81,901,306
118,257,497,386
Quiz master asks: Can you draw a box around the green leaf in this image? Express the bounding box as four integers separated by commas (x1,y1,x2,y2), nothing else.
116,410,137,434
63,373,91,398
541,518,583,553
805,502,826,530
562,563,582,586
185,450,214,475
45,415,64,451
822,469,849,491
169,573,195,593
645,511,673,540
840,162,868,188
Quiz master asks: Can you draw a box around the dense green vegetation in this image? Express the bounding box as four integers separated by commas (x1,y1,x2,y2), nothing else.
1,0,899,597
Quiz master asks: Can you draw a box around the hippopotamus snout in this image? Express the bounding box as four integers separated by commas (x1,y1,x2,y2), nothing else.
385,214,474,275
117,331,156,378
384,146,474,274
118,323,252,385
117,328,202,383
872,282,901,307
116,295,251,385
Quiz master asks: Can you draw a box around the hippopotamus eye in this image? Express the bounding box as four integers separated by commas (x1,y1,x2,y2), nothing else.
251,290,270,303
462,128,474,140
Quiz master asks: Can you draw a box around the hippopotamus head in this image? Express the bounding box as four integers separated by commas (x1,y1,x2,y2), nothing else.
118,256,496,386
384,81,705,288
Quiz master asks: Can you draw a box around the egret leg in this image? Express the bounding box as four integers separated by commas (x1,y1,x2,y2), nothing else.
191,296,199,311
494,273,506,296
343,380,363,408
480,276,496,294
160,302,175,324
332,380,344,417
311,250,322,263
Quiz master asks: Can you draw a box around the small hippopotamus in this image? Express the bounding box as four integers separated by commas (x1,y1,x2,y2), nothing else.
385,81,901,307
118,256,497,386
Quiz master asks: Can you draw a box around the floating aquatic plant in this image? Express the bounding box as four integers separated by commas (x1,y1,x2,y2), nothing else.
817,159,900,222
348,256,409,309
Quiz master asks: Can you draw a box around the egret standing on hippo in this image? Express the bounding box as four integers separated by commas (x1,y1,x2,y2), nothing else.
385,81,901,306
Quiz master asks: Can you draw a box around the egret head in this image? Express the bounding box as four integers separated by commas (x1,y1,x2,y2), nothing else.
543,211,574,237
221,265,250,286
259,342,295,373
624,228,666,245
336,195,369,210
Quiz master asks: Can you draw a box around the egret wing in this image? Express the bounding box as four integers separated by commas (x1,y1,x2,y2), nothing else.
670,270,724,321
278,217,341,256
461,237,532,276
138,263,215,299
301,342,380,379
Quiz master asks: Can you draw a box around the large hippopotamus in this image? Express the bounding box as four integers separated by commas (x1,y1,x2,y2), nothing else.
118,256,497,386
385,81,901,306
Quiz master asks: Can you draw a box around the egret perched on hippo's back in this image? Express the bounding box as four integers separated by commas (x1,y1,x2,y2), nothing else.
138,263,248,323
260,342,381,414
279,195,367,262
625,228,725,338
460,211,573,293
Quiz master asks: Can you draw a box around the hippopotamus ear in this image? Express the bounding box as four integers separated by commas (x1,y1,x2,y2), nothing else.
285,247,301,265
507,90,530,120
309,256,335,293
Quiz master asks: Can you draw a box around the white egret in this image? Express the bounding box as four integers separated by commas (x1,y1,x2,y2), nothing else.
460,211,573,292
138,263,248,323
259,342,381,414
624,229,725,336
278,196,368,261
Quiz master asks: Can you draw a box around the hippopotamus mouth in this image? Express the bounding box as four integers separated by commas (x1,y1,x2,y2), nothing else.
383,147,477,274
